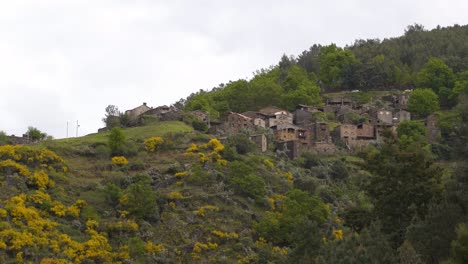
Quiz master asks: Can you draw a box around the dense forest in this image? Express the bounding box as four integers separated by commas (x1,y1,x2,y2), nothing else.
180,24,468,117
0,24,468,263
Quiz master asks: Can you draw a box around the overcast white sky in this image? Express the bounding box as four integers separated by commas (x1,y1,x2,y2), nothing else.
1,0,467,138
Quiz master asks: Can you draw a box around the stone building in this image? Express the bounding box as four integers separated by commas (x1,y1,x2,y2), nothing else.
125,102,151,118
393,93,411,109
311,122,332,143
250,134,268,153
272,123,308,144
258,107,293,127
326,96,353,106
144,105,182,121
375,109,393,125
395,110,411,123
356,123,375,139
337,124,357,147
276,140,309,159
225,112,254,134
6,135,30,145
425,114,441,143
191,110,210,126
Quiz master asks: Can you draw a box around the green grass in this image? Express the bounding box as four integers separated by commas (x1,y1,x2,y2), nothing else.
54,121,193,147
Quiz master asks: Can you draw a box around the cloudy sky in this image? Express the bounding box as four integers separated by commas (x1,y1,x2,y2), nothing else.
1,0,467,138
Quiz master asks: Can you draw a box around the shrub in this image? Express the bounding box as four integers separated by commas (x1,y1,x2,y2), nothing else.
112,156,128,166
109,127,126,156
144,137,164,152
227,161,266,200
228,134,255,155
192,120,208,132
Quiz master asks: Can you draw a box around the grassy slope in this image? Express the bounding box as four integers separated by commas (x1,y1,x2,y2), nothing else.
54,121,193,147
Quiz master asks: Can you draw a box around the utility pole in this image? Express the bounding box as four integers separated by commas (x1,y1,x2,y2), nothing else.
66,121,69,138
76,120,80,137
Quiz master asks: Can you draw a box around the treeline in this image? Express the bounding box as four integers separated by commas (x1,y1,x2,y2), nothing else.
180,24,468,115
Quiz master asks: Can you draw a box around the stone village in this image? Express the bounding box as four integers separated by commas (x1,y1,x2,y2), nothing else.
120,91,440,159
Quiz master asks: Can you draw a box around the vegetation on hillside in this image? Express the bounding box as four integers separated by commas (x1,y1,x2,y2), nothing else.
1,24,468,263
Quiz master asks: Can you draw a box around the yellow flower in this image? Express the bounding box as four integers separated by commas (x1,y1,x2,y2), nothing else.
333,229,343,240
112,156,128,166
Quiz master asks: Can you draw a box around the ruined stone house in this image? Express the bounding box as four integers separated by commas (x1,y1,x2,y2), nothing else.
395,110,411,123
125,102,151,118
258,107,294,127
311,122,332,143
6,135,30,145
190,110,210,126
425,114,441,143
272,123,307,143
144,105,182,121
375,109,393,125
393,93,410,109
326,96,353,106
250,134,268,153
225,112,254,134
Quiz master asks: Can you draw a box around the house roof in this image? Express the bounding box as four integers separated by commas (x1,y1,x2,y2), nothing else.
258,106,288,116
228,112,252,120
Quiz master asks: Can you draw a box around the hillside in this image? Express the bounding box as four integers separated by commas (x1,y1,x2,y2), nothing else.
1,24,468,263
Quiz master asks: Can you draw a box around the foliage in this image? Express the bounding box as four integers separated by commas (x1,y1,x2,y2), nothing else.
227,161,266,200
227,134,256,155
108,127,126,156
26,126,47,142
111,156,128,166
365,139,443,245
408,88,440,117
0,131,11,146
144,137,164,152
102,105,121,128
256,189,328,245
397,120,427,142
416,58,455,94
447,223,468,264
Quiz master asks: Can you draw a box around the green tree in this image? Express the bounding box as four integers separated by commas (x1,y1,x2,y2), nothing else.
365,139,443,246
0,131,11,145
227,134,256,155
124,181,158,221
108,127,126,156
102,104,121,128
256,189,328,245
416,58,455,94
25,126,47,142
397,120,427,141
319,44,357,90
445,223,468,264
227,161,266,200
408,88,440,117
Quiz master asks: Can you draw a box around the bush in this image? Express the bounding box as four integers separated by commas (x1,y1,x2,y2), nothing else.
192,120,208,132
144,137,164,152
109,127,126,156
112,156,128,166
228,134,256,155
227,161,266,200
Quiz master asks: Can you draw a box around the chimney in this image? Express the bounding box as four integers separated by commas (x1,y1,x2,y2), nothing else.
143,102,147,106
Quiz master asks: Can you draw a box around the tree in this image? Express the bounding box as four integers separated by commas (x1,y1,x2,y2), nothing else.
319,44,357,90
365,139,443,246
102,105,121,129
256,189,328,245
25,127,47,142
408,88,440,117
108,127,126,156
448,223,468,264
416,58,455,94
397,120,427,142
0,131,11,145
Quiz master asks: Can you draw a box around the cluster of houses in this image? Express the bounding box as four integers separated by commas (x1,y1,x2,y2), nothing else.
122,91,440,159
